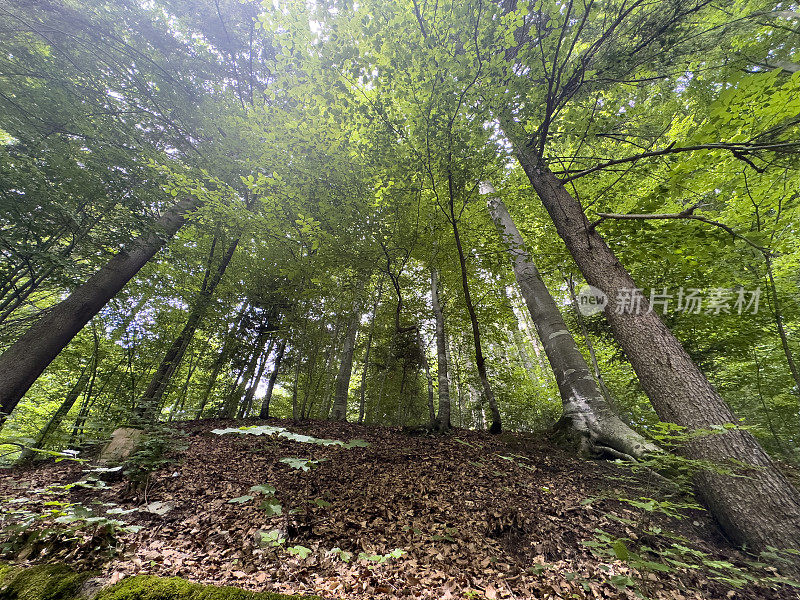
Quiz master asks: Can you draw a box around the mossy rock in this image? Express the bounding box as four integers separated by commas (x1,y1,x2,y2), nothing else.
0,565,322,600
0,563,93,600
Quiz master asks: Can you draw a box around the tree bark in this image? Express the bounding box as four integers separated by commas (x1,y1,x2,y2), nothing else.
134,237,238,423
448,184,502,433
430,265,451,431
509,149,800,556
259,339,285,419
0,196,200,426
499,285,537,381
240,338,275,419
330,307,361,421
565,275,619,410
487,192,658,458
359,279,383,424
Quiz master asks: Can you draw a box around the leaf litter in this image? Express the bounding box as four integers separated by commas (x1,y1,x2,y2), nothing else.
1,418,797,600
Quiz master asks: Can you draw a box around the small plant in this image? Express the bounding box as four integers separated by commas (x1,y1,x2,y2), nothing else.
358,548,405,564
0,477,141,564
122,428,187,498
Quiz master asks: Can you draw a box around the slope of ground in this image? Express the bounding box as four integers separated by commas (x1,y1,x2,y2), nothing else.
1,419,797,600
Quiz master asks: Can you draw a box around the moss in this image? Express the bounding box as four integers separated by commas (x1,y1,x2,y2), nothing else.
0,564,92,600
96,576,322,600
0,566,322,600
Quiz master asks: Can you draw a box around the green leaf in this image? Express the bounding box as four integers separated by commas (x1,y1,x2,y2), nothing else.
228,495,254,504
288,545,312,558
613,539,630,561
250,484,277,495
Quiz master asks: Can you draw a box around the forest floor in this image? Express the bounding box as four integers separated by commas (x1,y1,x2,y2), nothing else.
1,419,798,600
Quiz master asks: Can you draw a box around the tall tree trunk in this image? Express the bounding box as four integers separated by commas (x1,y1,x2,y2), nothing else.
419,328,436,425
330,308,361,421
134,237,238,423
448,183,502,433
260,339,285,419
565,275,619,410
197,303,249,418
431,265,451,431
18,365,91,463
235,336,268,419
509,148,800,556
291,351,301,422
359,278,383,424
499,285,537,380
0,197,199,426
487,192,657,458
241,338,275,419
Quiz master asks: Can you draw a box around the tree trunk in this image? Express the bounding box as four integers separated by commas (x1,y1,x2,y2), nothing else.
241,338,275,419
18,365,91,463
359,278,383,424
510,151,800,556
448,186,502,433
0,196,200,426
431,266,451,431
197,304,249,418
499,285,537,381
487,192,657,458
565,275,619,410
134,237,238,423
419,328,436,425
330,308,361,421
235,335,269,419
259,339,285,419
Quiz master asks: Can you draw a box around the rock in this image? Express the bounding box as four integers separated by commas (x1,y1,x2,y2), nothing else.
99,428,144,463
144,501,174,516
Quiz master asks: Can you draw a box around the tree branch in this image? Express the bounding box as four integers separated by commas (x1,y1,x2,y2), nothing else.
590,205,771,254
558,141,800,182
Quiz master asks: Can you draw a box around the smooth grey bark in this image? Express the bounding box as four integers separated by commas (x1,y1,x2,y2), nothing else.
565,276,618,410
486,191,658,458
418,329,435,425
430,265,451,431
330,308,361,421
0,196,200,426
259,339,285,419
508,145,800,556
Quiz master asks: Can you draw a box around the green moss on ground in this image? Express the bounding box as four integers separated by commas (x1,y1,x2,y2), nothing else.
0,563,93,600
0,565,322,600
95,576,321,600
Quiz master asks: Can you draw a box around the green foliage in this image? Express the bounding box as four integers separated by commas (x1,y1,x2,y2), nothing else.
357,548,405,564
122,430,187,491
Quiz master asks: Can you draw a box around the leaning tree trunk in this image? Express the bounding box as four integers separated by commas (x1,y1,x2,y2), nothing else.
0,196,199,426
259,339,286,419
510,149,800,557
330,307,361,421
430,265,451,431
134,237,239,423
487,192,658,459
